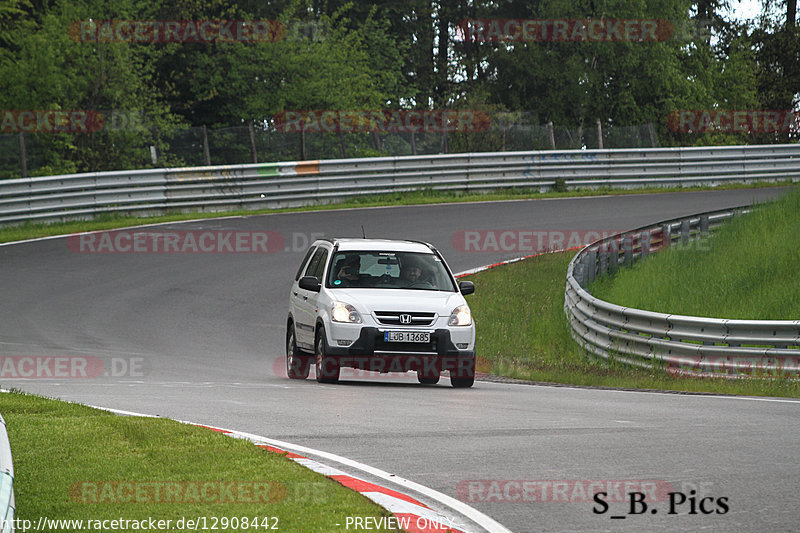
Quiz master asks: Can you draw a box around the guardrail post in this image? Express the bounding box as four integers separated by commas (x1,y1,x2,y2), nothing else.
681,220,690,245
248,122,258,163
596,119,603,150
623,235,633,266
202,125,211,165
599,249,608,277
573,261,585,287
608,240,619,274
585,250,596,284
700,215,709,236
19,132,27,179
641,231,650,260
662,224,671,249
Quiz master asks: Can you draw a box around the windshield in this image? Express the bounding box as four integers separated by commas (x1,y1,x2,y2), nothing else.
326,251,457,291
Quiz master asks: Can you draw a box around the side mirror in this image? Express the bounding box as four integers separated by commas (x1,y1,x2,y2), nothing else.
458,280,474,295
299,276,321,292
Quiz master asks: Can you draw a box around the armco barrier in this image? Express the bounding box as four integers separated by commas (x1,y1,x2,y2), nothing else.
0,412,14,533
564,206,800,377
1,144,799,224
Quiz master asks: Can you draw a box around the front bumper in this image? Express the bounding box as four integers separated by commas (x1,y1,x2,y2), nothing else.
323,327,474,373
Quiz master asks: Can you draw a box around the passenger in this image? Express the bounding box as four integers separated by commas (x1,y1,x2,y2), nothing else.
335,254,362,286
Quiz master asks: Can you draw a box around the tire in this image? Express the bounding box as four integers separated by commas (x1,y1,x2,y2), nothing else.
450,354,475,388
417,367,440,385
315,327,340,383
286,324,310,379
450,376,474,388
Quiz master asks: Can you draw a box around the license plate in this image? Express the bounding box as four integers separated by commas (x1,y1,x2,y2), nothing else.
384,331,430,343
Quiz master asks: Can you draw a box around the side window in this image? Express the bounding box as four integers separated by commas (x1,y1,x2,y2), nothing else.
310,249,329,280
295,246,316,281
303,247,328,280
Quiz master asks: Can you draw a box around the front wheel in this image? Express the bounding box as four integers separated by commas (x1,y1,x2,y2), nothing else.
286,325,310,379
315,327,340,384
417,365,440,385
450,354,475,388
450,376,474,388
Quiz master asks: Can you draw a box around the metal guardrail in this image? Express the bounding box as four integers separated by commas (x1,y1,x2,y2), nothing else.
1,144,799,225
0,413,14,533
564,206,800,377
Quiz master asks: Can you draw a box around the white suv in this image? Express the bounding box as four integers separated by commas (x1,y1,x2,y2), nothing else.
286,238,476,387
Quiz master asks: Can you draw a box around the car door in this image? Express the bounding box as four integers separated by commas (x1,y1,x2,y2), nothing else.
294,246,329,350
290,246,315,348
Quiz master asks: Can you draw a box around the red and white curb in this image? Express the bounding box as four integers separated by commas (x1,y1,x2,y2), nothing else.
194,424,479,533
77,404,511,533
454,246,582,278
197,426,461,532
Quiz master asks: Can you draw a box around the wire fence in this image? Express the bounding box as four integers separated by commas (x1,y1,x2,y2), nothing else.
0,115,664,179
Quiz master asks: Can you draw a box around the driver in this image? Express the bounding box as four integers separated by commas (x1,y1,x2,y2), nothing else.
400,259,434,288
400,264,422,285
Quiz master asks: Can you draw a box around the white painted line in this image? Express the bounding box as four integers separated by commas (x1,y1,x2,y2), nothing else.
454,247,580,278
478,379,800,404
207,426,513,533
0,194,618,248
74,402,510,533
0,215,248,247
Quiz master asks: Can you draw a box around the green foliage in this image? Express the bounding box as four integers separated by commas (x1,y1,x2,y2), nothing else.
590,186,800,319
0,0,797,177
465,250,800,397
3,390,403,532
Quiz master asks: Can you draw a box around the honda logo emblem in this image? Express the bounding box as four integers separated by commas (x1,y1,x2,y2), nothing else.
399,314,412,324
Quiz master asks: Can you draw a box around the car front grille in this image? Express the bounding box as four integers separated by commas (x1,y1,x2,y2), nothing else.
374,311,436,326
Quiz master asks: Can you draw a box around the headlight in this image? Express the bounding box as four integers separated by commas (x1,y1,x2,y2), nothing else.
448,304,472,326
331,302,362,323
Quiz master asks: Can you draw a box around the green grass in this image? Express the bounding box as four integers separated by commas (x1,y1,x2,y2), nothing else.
1,390,402,532
464,251,800,397
589,186,800,319
0,180,792,244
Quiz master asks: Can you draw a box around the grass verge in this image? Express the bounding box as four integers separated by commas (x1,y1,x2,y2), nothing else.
1,390,402,532
463,250,800,397
0,181,792,244
589,186,800,319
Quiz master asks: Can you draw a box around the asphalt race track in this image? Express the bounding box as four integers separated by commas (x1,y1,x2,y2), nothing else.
2,188,799,532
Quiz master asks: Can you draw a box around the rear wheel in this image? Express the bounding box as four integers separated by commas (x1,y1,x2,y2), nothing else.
315,327,340,383
286,325,310,379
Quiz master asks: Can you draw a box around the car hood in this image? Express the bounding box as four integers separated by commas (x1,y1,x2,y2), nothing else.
331,288,466,315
